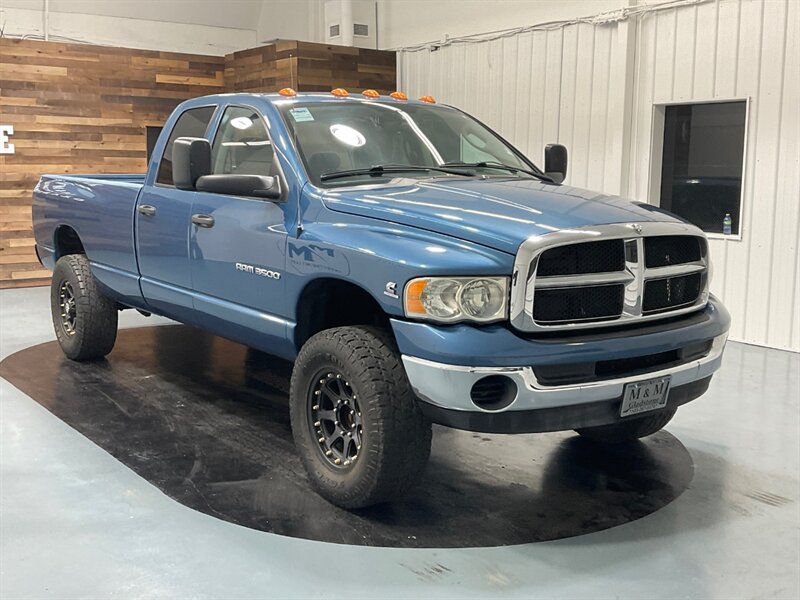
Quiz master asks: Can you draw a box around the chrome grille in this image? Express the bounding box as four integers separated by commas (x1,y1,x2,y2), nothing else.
642,272,703,314
533,284,625,324
644,235,703,268
537,239,625,276
509,222,710,332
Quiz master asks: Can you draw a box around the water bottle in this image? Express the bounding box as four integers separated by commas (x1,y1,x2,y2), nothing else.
723,213,732,235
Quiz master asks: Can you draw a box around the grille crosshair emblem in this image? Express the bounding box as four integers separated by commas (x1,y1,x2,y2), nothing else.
629,223,643,234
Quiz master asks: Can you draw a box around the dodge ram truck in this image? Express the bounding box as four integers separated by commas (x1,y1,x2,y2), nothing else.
32,89,730,509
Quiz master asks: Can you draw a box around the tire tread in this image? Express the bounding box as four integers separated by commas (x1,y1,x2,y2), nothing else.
290,326,432,508
51,254,118,361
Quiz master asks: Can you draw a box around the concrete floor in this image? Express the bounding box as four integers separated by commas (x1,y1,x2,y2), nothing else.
1,286,798,599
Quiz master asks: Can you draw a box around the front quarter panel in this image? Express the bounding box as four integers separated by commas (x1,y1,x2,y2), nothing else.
286,196,514,318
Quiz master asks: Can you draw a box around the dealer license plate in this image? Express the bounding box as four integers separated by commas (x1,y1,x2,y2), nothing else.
620,376,672,418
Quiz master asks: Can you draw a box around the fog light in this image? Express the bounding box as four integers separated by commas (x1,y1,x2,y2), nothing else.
470,375,517,411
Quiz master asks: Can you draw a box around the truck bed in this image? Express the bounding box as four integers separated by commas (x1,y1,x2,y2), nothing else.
32,173,146,307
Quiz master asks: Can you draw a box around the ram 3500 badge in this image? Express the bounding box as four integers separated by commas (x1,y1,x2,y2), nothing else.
32,89,729,509
235,262,281,279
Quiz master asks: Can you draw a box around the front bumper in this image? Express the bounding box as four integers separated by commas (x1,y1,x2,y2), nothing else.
402,333,725,433
414,377,712,434
393,297,730,434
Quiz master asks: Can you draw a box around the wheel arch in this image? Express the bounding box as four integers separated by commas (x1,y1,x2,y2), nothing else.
53,225,85,260
294,277,392,351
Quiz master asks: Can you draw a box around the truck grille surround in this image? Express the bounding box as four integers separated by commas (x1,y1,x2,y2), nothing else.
509,222,710,332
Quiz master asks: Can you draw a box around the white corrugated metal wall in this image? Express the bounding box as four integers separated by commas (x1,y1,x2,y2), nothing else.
398,22,628,192
398,0,799,351
627,0,799,351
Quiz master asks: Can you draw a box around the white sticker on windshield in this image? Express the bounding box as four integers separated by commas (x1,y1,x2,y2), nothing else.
289,107,314,122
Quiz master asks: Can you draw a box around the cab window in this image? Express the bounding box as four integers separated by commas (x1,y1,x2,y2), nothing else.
156,106,215,186
211,106,276,177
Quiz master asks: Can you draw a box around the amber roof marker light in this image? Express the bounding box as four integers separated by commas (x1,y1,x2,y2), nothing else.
362,89,380,98
331,88,349,97
389,91,408,100
418,95,436,104
278,87,296,97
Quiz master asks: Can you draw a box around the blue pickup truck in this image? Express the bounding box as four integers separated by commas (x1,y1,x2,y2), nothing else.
32,89,730,508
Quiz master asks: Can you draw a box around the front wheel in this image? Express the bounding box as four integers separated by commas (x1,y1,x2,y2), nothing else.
575,407,677,443
50,254,118,361
289,326,432,509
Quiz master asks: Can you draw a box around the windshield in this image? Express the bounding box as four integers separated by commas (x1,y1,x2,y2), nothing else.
277,101,537,186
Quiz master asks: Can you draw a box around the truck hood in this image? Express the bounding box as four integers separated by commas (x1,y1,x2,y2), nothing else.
320,178,684,254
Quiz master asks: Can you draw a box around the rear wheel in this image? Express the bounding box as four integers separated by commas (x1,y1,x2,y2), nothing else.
50,254,118,361
290,326,432,509
575,408,677,443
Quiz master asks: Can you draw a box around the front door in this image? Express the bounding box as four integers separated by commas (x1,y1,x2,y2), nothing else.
188,105,291,355
137,105,216,318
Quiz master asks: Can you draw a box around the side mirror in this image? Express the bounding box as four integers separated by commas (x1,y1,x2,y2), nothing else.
195,174,282,200
544,143,568,184
173,137,211,190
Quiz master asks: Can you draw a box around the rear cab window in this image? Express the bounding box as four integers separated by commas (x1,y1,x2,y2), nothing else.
156,106,216,186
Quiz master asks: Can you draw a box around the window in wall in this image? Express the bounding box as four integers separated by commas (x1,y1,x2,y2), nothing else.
659,101,746,236
156,106,216,186
211,106,275,177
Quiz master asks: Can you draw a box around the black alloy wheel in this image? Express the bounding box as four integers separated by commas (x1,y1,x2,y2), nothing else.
309,370,363,468
58,280,77,336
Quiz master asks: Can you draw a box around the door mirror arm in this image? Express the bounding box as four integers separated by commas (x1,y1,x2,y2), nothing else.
195,174,282,201
172,136,283,200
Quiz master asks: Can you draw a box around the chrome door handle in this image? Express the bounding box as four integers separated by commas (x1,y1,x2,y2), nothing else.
137,204,156,217
191,214,215,228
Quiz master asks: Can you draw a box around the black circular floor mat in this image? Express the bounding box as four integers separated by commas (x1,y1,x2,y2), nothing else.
0,325,694,547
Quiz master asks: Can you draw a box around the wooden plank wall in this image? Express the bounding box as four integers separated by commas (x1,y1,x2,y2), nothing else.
0,38,397,289
294,41,396,93
225,40,397,94
224,41,297,92
0,38,226,288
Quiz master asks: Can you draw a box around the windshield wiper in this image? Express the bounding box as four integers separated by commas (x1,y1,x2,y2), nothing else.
319,164,475,182
442,160,554,183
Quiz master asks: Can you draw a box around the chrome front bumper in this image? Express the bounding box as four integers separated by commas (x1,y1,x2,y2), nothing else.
402,333,727,413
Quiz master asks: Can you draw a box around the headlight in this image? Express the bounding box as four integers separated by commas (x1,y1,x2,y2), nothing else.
404,276,509,323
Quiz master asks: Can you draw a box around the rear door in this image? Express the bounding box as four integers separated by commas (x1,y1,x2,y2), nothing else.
188,105,291,354
136,105,216,317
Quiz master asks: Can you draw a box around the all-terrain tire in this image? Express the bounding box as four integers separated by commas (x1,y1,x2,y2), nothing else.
50,254,118,361
290,326,432,509
575,407,677,443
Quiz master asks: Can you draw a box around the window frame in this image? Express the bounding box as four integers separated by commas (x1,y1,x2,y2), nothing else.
647,97,750,242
